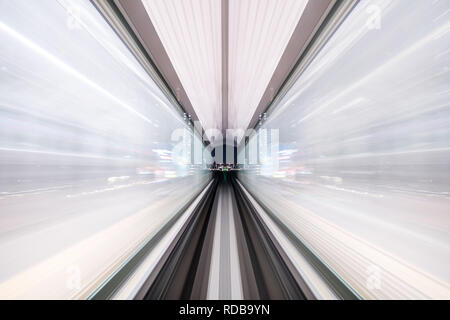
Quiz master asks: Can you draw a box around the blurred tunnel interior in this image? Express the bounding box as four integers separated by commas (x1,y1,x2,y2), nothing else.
0,0,449,300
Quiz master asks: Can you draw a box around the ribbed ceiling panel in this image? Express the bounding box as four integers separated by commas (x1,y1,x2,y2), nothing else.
228,0,308,130
142,0,222,131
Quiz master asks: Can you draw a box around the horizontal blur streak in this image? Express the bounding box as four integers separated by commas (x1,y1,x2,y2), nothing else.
0,0,210,299
239,0,450,299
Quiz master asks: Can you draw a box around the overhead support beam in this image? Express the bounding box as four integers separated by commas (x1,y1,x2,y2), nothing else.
248,0,337,130
222,0,229,163
222,0,229,131
113,0,199,124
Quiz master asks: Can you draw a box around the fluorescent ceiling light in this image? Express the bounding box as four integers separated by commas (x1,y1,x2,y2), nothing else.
142,0,222,131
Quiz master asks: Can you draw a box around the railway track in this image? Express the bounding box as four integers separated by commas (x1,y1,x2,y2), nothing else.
91,172,357,300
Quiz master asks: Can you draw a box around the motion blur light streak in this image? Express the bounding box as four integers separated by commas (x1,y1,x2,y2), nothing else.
0,0,209,299
0,0,449,301
238,0,450,299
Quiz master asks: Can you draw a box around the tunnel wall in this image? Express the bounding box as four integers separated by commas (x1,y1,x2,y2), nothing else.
238,0,450,299
0,0,210,299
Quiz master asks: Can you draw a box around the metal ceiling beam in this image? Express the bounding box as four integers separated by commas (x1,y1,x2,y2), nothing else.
113,0,199,124
222,0,229,131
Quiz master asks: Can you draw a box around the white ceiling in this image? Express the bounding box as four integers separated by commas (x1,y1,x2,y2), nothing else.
228,0,308,130
142,0,222,131
142,0,308,131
